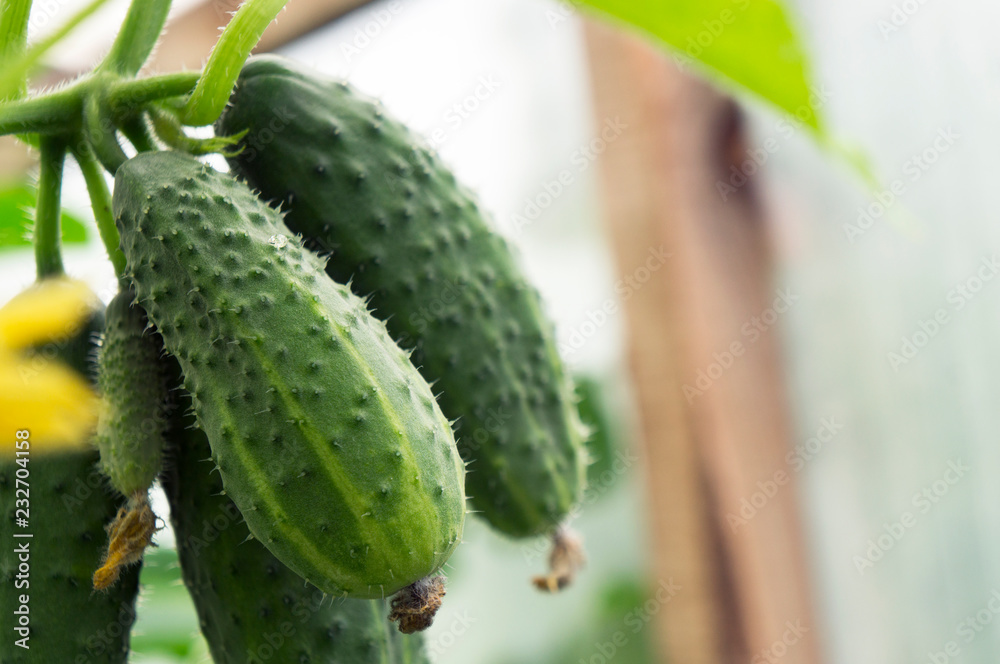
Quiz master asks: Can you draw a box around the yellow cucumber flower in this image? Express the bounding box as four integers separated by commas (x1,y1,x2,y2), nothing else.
0,278,101,455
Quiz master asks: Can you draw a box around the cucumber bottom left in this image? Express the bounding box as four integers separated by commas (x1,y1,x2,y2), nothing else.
1,450,141,663
163,399,430,664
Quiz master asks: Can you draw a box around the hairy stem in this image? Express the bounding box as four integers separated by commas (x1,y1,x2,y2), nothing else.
107,71,200,113
71,142,127,277
34,135,67,279
0,89,83,135
99,0,173,76
0,72,201,137
119,113,157,153
0,87,84,136
180,0,287,126
84,91,127,173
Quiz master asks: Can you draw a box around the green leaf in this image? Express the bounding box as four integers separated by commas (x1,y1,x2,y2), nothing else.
0,182,88,250
130,547,204,659
577,0,824,132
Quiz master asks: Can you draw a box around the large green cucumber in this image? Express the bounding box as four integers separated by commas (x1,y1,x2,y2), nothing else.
218,55,586,539
1,305,141,663
113,150,465,600
95,289,170,498
164,396,430,664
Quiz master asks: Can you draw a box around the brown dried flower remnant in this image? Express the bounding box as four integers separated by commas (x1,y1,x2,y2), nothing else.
93,492,158,590
532,526,586,592
388,575,447,634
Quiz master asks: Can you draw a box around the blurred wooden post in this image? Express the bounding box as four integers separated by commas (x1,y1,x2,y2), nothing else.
583,20,823,664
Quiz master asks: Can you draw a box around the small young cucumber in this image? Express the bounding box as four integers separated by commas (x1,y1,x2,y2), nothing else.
218,56,587,539
1,305,141,663
95,288,170,498
163,397,431,663
113,151,465,600
91,289,169,590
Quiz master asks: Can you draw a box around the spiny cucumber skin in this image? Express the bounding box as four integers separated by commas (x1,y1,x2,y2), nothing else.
218,56,586,538
95,290,170,497
1,312,140,663
164,398,430,664
113,151,465,599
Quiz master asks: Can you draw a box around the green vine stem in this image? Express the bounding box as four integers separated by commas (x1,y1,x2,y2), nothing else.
180,0,287,126
34,135,67,279
107,71,200,114
71,142,127,277
119,113,158,153
0,0,114,101
84,90,127,173
98,0,173,76
0,72,200,137
0,87,84,136
0,0,33,100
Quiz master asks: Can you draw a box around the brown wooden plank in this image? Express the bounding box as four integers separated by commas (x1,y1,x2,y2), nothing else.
582,19,729,664
583,19,823,664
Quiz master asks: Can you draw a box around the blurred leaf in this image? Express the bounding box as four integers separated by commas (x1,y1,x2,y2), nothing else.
130,546,205,660
505,576,659,664
577,0,823,132
0,182,88,250
596,576,649,617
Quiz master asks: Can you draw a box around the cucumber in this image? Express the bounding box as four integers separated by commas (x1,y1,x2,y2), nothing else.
92,289,170,591
95,288,170,498
1,304,141,663
163,396,431,664
218,56,586,539
113,150,465,602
